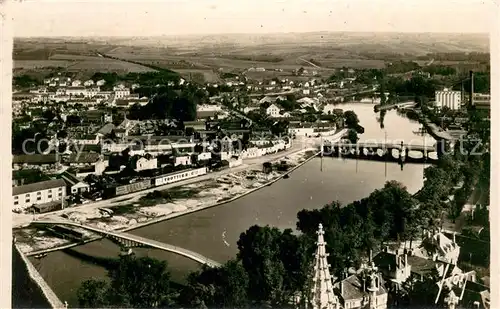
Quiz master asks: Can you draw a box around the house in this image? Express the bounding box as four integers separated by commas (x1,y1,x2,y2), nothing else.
333,266,388,309
96,79,106,86
83,80,94,87
174,155,192,166
197,110,219,120
73,134,99,145
418,230,461,265
13,154,58,170
130,155,158,172
373,249,412,286
184,121,207,131
12,179,66,211
243,105,259,114
71,80,82,87
114,87,131,99
266,104,281,117
288,123,315,137
259,96,275,104
64,152,101,167
61,171,90,195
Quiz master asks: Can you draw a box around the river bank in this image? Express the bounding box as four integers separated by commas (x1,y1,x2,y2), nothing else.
15,149,319,255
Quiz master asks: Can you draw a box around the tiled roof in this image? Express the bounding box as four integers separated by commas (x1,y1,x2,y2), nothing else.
13,154,58,165
66,152,100,164
196,110,218,118
13,179,66,196
406,255,438,276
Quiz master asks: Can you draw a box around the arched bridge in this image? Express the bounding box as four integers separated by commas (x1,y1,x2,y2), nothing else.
322,141,439,163
32,220,222,268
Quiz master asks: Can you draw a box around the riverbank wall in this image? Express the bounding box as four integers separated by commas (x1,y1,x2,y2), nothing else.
13,243,65,308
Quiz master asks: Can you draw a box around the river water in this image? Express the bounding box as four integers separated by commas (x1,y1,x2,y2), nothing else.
30,103,435,306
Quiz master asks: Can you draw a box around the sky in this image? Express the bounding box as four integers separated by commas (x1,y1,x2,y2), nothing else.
10,0,495,37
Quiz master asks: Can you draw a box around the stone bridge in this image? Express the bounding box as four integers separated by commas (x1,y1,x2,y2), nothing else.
322,141,439,162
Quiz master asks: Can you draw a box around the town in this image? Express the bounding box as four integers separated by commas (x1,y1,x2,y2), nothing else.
8,18,492,309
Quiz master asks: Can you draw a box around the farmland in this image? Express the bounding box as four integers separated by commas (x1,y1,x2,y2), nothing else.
13,32,488,79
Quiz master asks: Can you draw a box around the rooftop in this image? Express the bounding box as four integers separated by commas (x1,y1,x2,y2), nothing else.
13,179,66,196
13,154,58,165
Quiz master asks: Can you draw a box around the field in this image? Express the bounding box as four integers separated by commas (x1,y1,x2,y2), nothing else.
14,60,74,69
13,32,489,77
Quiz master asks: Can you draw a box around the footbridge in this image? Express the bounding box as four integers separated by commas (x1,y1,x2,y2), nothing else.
32,220,222,268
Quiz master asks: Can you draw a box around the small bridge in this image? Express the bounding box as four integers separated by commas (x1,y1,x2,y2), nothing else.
32,220,222,268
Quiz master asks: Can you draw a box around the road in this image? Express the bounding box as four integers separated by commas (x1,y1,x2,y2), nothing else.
12,136,319,228
297,57,321,69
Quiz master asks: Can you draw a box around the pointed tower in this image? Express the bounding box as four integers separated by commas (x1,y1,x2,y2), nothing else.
445,290,459,309
310,223,338,309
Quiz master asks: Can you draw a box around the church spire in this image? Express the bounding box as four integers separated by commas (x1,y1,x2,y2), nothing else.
311,223,338,309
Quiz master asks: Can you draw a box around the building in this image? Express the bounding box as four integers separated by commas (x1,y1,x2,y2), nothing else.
266,104,281,117
60,172,90,195
373,249,412,286
435,90,462,110
66,86,88,97
174,155,192,166
472,93,490,110
131,156,158,172
12,179,66,211
114,87,131,99
334,265,388,309
418,230,461,265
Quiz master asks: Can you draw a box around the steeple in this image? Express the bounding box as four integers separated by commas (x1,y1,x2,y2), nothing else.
311,223,338,309
445,290,459,309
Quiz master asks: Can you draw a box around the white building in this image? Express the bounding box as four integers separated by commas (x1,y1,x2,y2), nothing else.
266,104,281,117
66,87,88,97
132,156,158,172
12,179,66,211
435,90,462,110
71,80,82,87
114,88,131,99
174,155,192,166
83,80,94,87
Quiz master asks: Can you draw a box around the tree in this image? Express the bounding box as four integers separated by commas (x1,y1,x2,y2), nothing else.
180,260,249,308
237,225,286,305
343,110,360,129
106,255,173,307
347,129,359,143
77,279,109,308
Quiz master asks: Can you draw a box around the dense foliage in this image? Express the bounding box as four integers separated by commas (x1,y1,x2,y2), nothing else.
77,256,174,308
127,85,204,121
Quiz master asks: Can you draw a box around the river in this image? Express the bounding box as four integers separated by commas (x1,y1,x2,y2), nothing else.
30,103,435,306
